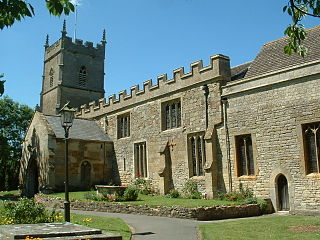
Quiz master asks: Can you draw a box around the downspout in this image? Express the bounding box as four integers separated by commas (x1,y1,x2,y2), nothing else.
222,97,232,192
202,84,209,129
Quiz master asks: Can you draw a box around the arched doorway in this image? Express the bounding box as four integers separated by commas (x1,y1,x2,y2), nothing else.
25,156,39,197
277,174,289,211
81,161,91,189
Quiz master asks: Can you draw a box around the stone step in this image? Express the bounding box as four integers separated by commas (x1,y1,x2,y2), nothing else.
0,223,122,240
42,232,122,239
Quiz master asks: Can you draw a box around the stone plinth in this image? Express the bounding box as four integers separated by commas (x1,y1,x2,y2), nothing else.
0,222,122,240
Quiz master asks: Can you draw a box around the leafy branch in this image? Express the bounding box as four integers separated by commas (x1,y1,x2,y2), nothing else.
0,0,74,30
284,0,320,56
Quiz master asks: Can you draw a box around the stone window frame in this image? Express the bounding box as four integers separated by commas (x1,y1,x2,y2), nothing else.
161,98,182,131
187,131,206,177
79,66,87,88
301,121,320,175
234,133,258,179
133,141,148,178
49,68,54,87
117,112,130,139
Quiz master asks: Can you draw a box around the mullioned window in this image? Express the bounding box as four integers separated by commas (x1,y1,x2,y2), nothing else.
188,132,206,177
235,134,255,177
134,141,147,178
162,99,181,130
117,113,130,139
303,122,320,174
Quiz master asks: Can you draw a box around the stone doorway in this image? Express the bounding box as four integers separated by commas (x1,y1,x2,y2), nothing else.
277,174,289,211
81,161,91,189
25,157,39,197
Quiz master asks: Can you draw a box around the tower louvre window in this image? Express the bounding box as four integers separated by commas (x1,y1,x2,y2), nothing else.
79,66,87,87
49,68,54,87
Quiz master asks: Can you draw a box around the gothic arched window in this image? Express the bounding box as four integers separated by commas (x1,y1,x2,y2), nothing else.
79,66,87,87
49,68,54,87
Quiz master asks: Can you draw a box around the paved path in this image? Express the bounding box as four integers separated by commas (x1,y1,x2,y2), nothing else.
72,209,207,240
71,210,288,240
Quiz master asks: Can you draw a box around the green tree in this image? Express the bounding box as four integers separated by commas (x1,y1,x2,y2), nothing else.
0,96,34,190
284,0,320,56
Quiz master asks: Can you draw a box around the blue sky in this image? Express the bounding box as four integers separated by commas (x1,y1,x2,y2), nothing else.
1,0,319,108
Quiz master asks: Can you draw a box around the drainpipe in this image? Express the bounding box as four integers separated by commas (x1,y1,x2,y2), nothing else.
222,97,232,192
202,84,209,129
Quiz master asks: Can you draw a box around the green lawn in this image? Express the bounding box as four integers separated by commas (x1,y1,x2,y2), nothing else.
48,191,245,208
0,200,131,240
199,215,320,240
0,190,20,197
71,213,131,240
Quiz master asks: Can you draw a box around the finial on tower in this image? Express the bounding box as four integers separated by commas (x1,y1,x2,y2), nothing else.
101,29,107,45
44,34,49,48
61,20,67,37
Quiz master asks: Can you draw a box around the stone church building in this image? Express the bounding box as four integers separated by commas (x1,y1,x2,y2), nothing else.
20,23,320,214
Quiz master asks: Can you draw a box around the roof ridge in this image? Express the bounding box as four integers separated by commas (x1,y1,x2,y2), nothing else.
231,61,252,69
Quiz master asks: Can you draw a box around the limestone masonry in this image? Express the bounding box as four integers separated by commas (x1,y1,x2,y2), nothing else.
20,23,320,214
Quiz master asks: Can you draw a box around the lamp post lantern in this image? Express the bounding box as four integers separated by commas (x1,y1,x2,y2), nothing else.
59,102,76,222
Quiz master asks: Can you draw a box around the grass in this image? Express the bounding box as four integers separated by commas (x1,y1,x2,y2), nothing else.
0,190,20,197
0,200,131,240
199,215,320,240
71,213,131,240
48,191,245,208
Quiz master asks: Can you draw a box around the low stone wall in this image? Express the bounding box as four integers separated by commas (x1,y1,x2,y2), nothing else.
36,194,269,221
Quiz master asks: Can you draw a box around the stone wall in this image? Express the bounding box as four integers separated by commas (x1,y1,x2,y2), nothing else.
36,194,265,221
221,65,320,212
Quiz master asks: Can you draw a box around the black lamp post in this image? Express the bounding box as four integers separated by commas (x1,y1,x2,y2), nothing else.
59,102,76,222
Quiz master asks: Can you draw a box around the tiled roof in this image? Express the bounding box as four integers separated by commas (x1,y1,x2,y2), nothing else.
245,25,320,79
230,62,252,81
45,115,112,142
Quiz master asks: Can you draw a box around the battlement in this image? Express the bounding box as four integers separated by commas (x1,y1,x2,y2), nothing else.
45,36,105,61
76,54,230,118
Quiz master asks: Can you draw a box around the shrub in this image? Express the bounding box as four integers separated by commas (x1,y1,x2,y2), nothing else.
257,199,267,212
165,189,180,198
133,178,153,195
2,198,59,224
84,191,106,201
123,185,139,201
182,180,201,199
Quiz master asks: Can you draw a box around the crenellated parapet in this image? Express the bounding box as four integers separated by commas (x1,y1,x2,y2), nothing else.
45,36,105,62
77,54,230,118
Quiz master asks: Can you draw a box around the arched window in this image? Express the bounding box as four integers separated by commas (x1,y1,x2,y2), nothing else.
49,68,54,87
79,66,87,87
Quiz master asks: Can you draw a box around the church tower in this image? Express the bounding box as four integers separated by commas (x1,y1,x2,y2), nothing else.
40,21,106,115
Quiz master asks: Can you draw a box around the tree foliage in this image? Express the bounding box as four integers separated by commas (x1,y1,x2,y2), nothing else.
0,0,74,30
284,0,320,56
0,96,34,190
0,74,4,96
